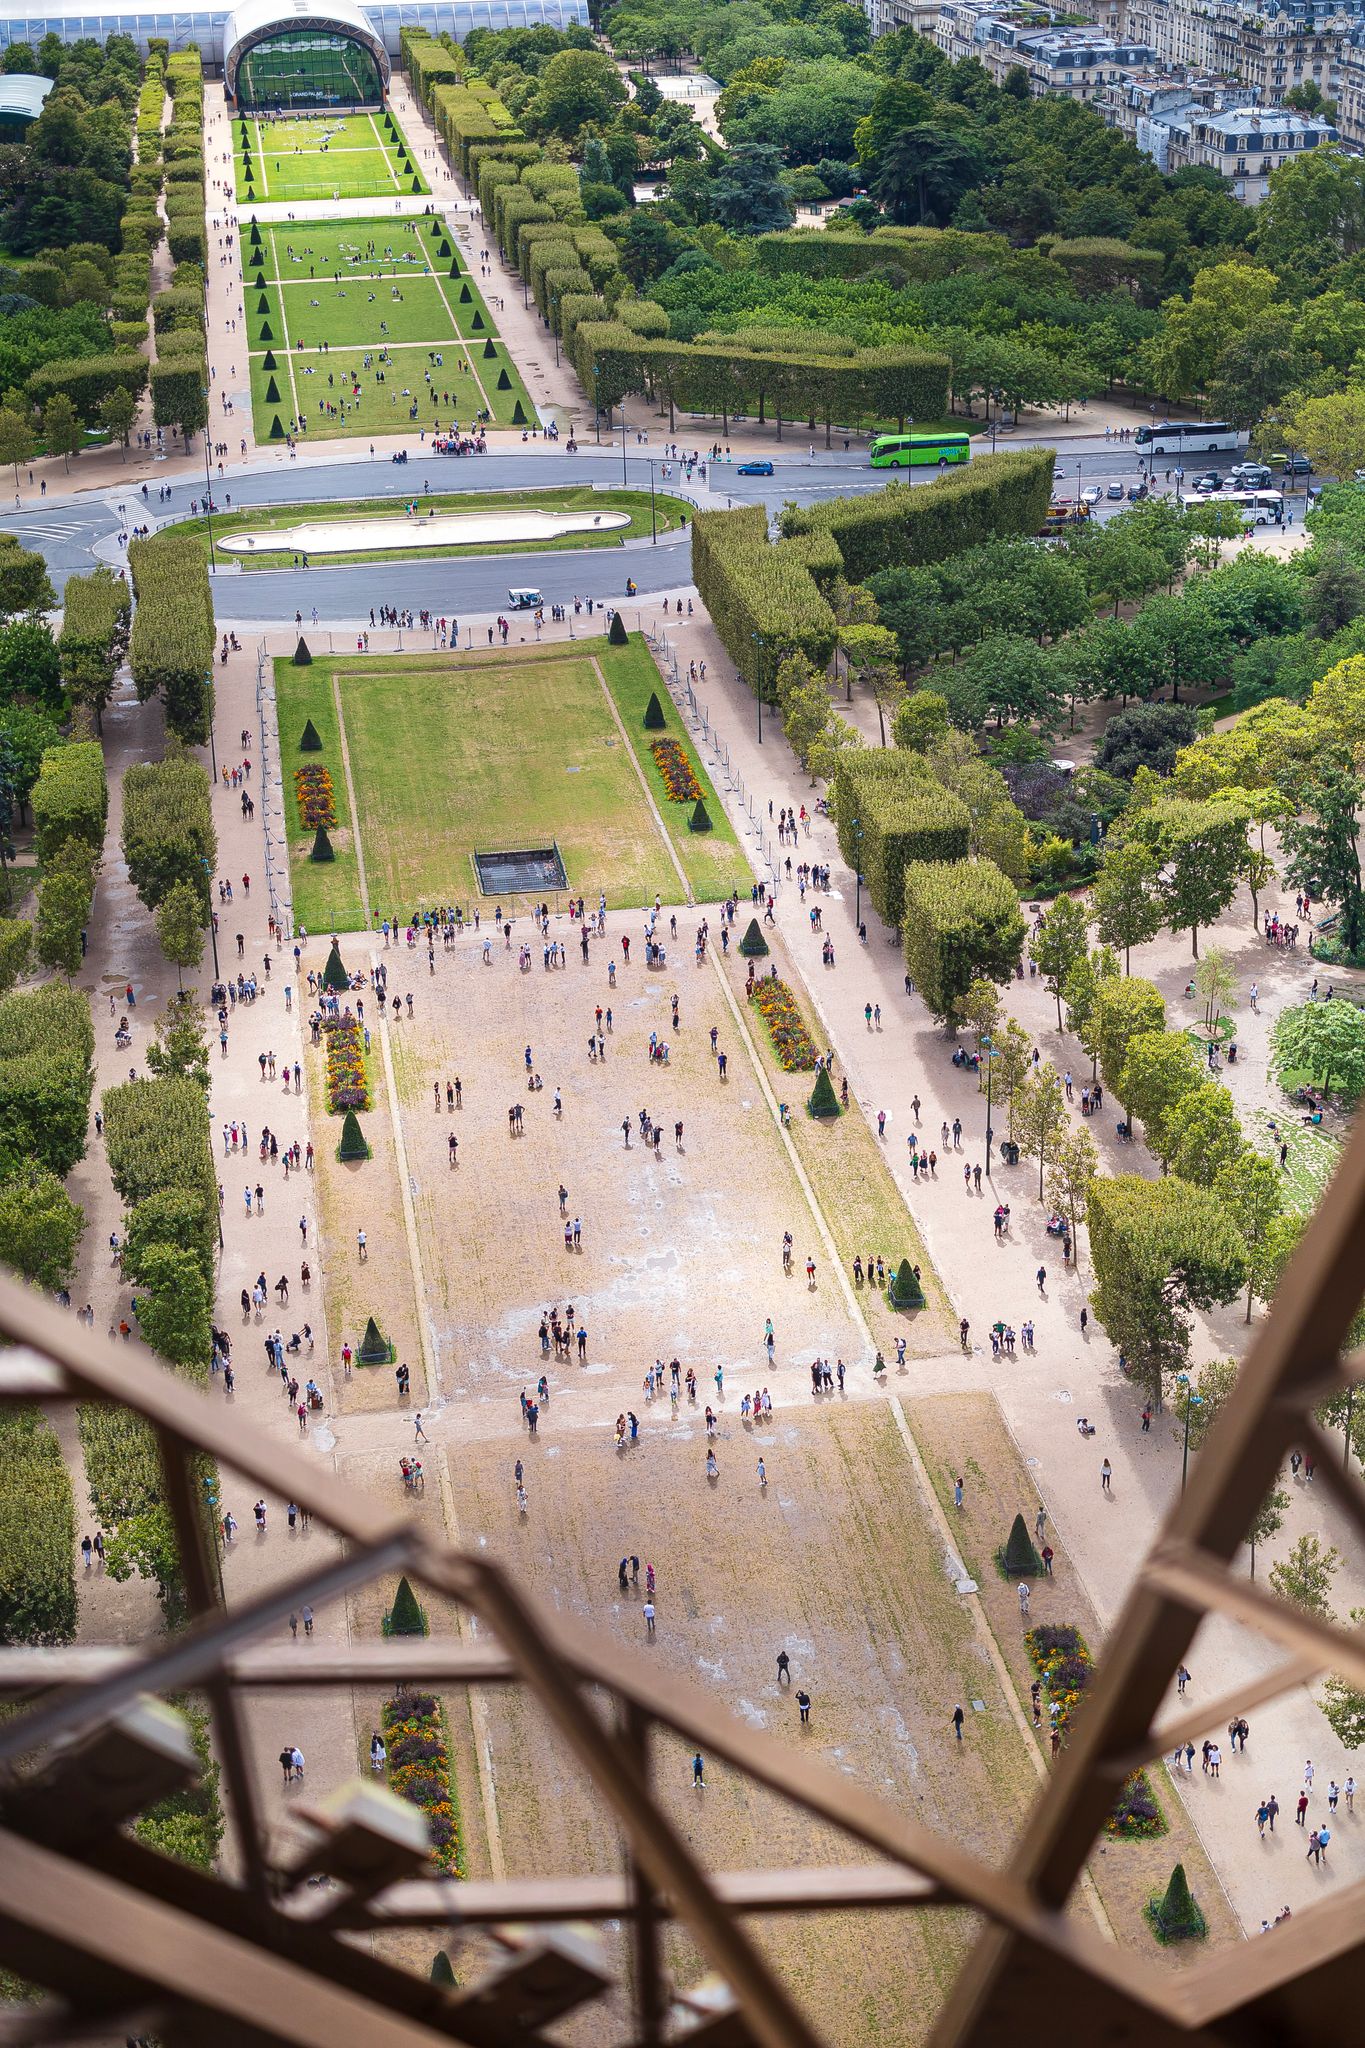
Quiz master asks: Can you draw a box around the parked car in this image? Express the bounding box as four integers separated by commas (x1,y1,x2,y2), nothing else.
1106,482,1125,500
1080,484,1102,504
1127,482,1148,501
1281,454,1313,476
1229,462,1272,487
1192,472,1223,492
737,460,774,476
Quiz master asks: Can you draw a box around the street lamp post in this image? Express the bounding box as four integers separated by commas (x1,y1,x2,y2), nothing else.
649,457,656,543
201,858,220,981
1176,1374,1203,1494
621,413,628,488
850,817,862,926
982,1034,995,1178
201,386,217,572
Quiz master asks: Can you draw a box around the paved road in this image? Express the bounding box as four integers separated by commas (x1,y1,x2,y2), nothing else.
10,437,1220,621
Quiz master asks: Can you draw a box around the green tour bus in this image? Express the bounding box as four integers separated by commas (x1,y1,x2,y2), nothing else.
869,431,971,470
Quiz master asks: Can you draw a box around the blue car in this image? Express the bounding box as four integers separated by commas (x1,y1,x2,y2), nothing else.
737,460,774,477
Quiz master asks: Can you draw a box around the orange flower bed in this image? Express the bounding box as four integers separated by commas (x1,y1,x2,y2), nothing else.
322,1012,369,1110
381,1692,459,1874
650,736,702,804
294,765,336,829
750,974,818,1071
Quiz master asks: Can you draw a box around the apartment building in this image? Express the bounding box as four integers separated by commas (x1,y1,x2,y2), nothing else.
864,0,944,36
1102,73,1339,194
1119,0,1362,103
934,2,1153,99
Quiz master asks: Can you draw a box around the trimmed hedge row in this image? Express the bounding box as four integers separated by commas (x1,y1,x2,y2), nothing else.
756,226,1008,283
32,741,107,863
833,752,970,930
902,859,1028,1024
26,354,148,425
122,755,216,913
780,449,1056,582
0,982,95,1178
58,568,132,725
692,506,838,701
129,532,214,745
0,1410,77,1646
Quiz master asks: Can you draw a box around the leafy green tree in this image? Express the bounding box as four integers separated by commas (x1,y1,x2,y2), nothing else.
894,688,949,753
1127,796,1250,957
1091,838,1162,973
0,1161,83,1287
1284,388,1365,485
1045,1126,1098,1267
0,406,33,491
0,619,61,713
41,391,80,472
1167,1081,1245,1188
1171,1355,1238,1453
1192,946,1238,1034
1282,766,1364,955
0,540,55,620
0,916,30,994
146,996,210,1093
1015,1059,1067,1202
136,1243,211,1377
1118,1028,1204,1163
529,48,626,137
154,880,204,989
1271,998,1365,1101
1094,703,1199,782
1322,1665,1365,1749
1031,892,1090,1030
1093,975,1165,1113
97,383,136,449
984,1016,1032,1141
1088,1174,1246,1405
1062,944,1120,1077
1269,1534,1339,1620
103,1502,186,1626
874,123,984,227
960,975,1001,1049
1213,1150,1284,1321
34,865,87,976
710,144,793,233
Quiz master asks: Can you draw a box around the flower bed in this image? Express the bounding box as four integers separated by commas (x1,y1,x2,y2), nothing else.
380,1690,459,1875
650,736,702,804
749,974,819,1072
322,1011,370,1111
1025,1623,1166,1840
294,764,336,829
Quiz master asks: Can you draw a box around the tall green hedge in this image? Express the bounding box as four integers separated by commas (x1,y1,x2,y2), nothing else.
58,568,131,721
756,226,1008,283
122,755,216,913
26,354,148,424
31,742,107,864
129,533,214,745
692,506,839,701
0,1410,77,1646
902,859,1027,1024
779,451,1056,582
833,753,970,929
0,982,95,1177
103,1074,217,1229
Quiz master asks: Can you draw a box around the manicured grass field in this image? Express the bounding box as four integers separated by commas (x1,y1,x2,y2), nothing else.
243,216,533,441
233,109,427,204
274,638,745,929
178,485,695,568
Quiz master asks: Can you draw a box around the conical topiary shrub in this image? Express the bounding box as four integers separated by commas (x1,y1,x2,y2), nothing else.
310,825,335,863
269,415,284,440
449,259,461,278
889,1257,925,1309
338,1109,369,1161
482,337,497,359
262,348,277,371
438,239,450,258
387,1574,428,1636
265,375,281,403
322,940,349,992
738,918,769,958
1002,1513,1042,1577
430,1951,457,1987
643,690,666,729
608,610,629,646
300,715,321,745
257,294,269,315
808,1065,840,1119
688,797,712,833
459,282,472,303
496,369,511,390
253,270,265,287
296,643,315,671
511,399,527,425
259,320,273,342
360,1316,389,1363
471,309,485,331
1147,1863,1207,1944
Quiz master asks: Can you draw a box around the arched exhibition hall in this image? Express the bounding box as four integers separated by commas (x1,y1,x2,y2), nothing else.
0,0,590,66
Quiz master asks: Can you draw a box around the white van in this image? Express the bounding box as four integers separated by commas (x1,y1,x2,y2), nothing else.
507,587,542,610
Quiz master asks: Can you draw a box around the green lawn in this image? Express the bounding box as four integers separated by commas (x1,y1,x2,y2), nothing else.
1251,1107,1341,1215
179,486,694,568
234,110,427,204
274,638,745,930
244,217,533,441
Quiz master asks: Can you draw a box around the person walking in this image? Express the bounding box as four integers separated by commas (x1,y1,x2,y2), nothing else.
414,1411,427,1440
1018,1582,1031,1619
692,1753,705,1788
796,1689,811,1725
777,1650,791,1683
643,1600,655,1635
1266,1794,1279,1832
951,1704,965,1742
756,1456,767,1488
1296,1790,1310,1826
1100,1458,1112,1491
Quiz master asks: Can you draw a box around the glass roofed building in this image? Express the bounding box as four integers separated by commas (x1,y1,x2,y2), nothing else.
0,0,589,69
